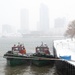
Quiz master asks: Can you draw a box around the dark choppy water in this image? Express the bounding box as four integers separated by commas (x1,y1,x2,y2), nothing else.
0,36,64,75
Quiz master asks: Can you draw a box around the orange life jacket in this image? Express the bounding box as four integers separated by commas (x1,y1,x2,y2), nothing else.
20,49,26,54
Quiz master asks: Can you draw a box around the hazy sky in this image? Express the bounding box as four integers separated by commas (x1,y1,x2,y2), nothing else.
0,0,75,31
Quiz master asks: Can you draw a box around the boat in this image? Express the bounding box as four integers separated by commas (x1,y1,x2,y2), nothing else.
32,42,55,66
4,42,55,67
3,43,32,66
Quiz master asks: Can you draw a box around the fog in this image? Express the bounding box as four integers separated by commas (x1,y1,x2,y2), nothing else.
0,0,75,37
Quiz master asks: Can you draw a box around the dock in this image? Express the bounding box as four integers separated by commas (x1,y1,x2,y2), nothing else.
53,39,75,75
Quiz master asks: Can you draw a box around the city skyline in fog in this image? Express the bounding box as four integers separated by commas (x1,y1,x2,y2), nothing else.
0,0,75,33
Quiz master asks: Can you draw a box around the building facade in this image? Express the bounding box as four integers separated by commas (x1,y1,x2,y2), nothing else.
38,3,49,32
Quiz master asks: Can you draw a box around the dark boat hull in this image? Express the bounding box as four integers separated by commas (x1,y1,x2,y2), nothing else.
7,58,30,66
4,53,32,66
32,55,55,66
32,59,54,66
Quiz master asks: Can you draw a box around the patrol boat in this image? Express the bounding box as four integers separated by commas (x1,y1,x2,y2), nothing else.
3,43,32,66
32,42,55,66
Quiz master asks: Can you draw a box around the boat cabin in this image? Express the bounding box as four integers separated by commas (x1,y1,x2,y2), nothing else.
36,43,50,55
12,44,26,54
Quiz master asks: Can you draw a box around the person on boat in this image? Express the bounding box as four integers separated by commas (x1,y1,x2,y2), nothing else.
23,47,26,54
19,46,26,54
12,44,16,51
18,44,22,51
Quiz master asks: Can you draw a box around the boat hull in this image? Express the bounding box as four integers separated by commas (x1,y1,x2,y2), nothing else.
32,60,54,66
32,55,55,66
7,58,30,66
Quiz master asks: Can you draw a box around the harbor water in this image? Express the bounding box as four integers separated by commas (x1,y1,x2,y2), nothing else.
0,36,63,75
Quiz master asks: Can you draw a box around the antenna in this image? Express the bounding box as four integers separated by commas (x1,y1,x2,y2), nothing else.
41,41,43,46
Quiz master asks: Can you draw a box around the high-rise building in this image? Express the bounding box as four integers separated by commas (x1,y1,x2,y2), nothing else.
0,25,2,35
54,17,67,36
2,24,12,33
38,3,49,32
20,9,29,34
